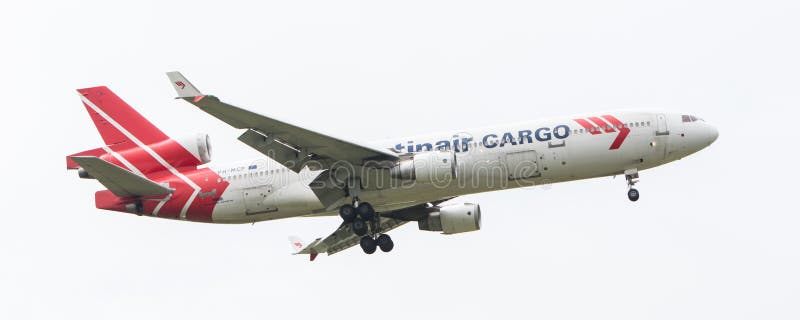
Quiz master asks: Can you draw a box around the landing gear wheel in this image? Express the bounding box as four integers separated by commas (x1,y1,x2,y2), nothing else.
624,169,640,202
377,234,394,252
628,188,640,202
356,202,375,221
360,236,377,254
352,219,368,236
339,204,357,223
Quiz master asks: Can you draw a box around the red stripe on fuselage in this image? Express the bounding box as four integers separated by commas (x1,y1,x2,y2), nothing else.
574,118,601,135
601,115,630,150
184,168,230,222
588,117,616,133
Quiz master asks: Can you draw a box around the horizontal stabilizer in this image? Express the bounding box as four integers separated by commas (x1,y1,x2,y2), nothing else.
66,147,106,169
70,156,173,198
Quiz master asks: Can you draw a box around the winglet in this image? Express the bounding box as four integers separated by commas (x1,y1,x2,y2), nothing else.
166,71,203,98
288,236,305,253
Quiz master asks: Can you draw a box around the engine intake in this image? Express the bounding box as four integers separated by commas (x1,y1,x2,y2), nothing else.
390,151,456,183
418,203,481,234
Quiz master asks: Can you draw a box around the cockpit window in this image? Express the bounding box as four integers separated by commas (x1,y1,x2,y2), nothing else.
682,115,702,123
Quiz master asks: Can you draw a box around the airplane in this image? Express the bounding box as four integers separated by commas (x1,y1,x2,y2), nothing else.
66,72,718,260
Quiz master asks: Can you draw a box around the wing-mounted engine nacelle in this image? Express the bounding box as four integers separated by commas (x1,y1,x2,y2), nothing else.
418,203,481,234
389,151,457,184
175,133,213,165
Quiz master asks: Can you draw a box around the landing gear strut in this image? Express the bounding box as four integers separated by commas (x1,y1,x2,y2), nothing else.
625,168,640,202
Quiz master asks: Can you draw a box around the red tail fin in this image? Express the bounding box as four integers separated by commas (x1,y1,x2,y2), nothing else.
77,86,169,146
68,86,224,221
68,86,208,174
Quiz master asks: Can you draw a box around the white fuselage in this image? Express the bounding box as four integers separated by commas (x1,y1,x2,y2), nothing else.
205,111,718,223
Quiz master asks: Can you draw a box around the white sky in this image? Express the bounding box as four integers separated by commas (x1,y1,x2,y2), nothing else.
2,1,799,319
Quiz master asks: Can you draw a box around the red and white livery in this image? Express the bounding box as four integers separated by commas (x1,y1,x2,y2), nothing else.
67,72,718,260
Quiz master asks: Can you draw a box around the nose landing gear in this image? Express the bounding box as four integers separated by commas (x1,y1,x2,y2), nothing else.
625,168,640,202
627,188,640,202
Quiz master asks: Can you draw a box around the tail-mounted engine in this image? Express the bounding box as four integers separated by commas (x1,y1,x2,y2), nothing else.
67,133,212,176
389,151,457,184
176,133,213,165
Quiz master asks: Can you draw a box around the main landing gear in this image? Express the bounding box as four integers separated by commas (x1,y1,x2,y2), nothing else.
338,200,394,254
340,178,395,254
338,203,371,236
625,168,640,202
358,233,394,254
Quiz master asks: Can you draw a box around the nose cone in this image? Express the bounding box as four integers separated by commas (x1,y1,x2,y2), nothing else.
685,122,718,154
700,123,719,146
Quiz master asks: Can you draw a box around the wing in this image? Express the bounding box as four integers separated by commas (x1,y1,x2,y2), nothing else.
70,156,173,198
295,217,409,259
166,72,399,172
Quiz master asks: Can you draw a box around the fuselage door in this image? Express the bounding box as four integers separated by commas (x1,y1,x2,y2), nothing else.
504,150,540,180
243,185,276,215
655,113,669,136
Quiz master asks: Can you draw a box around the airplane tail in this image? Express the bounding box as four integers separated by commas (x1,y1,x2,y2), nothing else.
78,86,170,147
67,86,211,174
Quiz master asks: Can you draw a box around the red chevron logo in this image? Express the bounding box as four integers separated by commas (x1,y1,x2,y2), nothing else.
573,115,630,150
